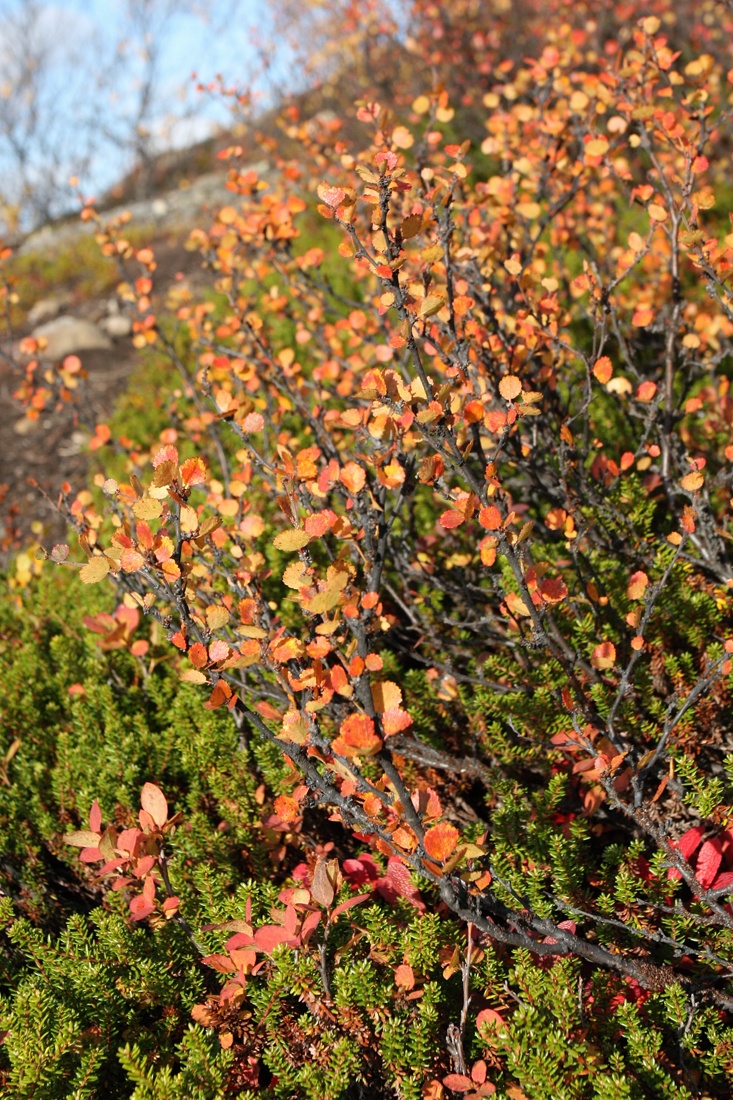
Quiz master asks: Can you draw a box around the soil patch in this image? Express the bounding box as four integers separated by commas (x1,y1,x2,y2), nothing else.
0,235,208,565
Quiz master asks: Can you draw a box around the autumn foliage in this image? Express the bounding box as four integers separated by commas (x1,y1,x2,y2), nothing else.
4,0,733,1096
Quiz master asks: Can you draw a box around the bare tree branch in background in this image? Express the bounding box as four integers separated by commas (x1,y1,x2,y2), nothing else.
0,0,252,237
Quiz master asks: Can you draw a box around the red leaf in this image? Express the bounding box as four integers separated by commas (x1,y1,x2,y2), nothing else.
476,1008,505,1033
711,870,733,891
79,846,103,863
202,953,236,973
443,1075,473,1092
129,895,155,921
376,858,425,912
89,800,102,833
678,825,706,861
253,925,292,953
330,893,372,920
300,909,322,944
440,510,465,529
696,837,722,889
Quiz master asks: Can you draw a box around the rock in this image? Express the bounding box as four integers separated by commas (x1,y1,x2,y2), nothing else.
14,416,40,436
100,313,132,339
27,293,71,328
31,315,112,360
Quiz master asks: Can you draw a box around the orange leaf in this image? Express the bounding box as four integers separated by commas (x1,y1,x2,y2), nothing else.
592,357,613,384
626,571,649,600
394,963,415,990
423,822,459,862
382,707,413,735
340,462,366,494
331,713,382,757
680,470,704,492
274,795,300,823
636,380,657,402
180,456,207,486
591,641,616,670
121,549,145,573
479,505,502,530
498,375,522,401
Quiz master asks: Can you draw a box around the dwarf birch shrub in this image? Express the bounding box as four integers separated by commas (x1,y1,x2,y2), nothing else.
3,0,733,1096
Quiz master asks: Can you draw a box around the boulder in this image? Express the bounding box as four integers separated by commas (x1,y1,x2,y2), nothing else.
100,313,132,339
31,315,112,360
27,293,71,328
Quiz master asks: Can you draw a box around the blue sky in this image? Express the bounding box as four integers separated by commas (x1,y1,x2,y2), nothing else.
0,0,297,225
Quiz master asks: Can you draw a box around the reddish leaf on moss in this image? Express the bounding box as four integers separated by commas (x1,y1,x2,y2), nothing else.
696,837,723,889
394,963,415,990
443,1075,473,1092
253,925,292,953
129,895,156,921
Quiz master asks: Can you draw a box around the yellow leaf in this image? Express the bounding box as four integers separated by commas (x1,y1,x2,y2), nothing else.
237,625,268,639
680,470,704,492
273,529,311,552
206,606,230,630
180,669,208,684
80,556,110,584
585,137,609,157
180,505,199,533
306,587,344,614
133,497,163,520
419,294,446,318
392,125,414,149
372,680,403,712
283,561,308,590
